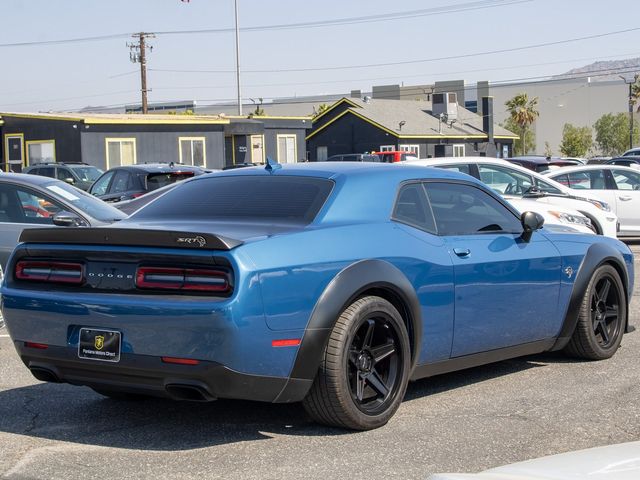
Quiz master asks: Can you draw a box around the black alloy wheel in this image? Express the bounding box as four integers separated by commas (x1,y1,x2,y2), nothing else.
565,264,626,360
303,296,411,430
348,316,402,415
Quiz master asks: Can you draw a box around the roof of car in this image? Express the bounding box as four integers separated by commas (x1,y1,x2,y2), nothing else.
106,163,208,173
544,164,640,176
0,171,65,186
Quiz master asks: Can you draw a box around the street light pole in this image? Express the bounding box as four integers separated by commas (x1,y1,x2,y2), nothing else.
620,75,634,150
234,0,242,116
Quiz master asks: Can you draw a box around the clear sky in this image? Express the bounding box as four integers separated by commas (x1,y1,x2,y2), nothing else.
0,0,638,112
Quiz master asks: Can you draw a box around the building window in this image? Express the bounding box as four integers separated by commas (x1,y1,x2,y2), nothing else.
105,138,136,168
26,140,56,165
277,134,297,164
379,145,395,152
317,146,328,161
179,137,206,166
400,145,420,156
453,144,465,157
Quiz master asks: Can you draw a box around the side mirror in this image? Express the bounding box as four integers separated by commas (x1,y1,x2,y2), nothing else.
52,211,87,227
63,177,75,185
520,211,544,242
523,185,545,198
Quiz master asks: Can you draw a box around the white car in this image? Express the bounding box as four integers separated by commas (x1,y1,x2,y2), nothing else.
429,441,640,480
405,157,618,238
544,164,640,236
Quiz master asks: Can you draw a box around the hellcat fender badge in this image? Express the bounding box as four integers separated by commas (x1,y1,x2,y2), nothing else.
564,266,574,278
176,235,207,247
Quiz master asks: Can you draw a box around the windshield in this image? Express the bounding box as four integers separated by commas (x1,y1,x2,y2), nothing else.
73,166,103,182
133,175,334,225
44,181,127,222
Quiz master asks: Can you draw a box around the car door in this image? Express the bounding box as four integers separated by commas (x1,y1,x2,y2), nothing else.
609,168,640,233
424,181,562,357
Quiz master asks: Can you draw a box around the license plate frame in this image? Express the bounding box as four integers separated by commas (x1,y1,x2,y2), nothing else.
78,328,121,363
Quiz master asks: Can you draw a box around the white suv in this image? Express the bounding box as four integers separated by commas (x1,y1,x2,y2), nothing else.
405,157,618,238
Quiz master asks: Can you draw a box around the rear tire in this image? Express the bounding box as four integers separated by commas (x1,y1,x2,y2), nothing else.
302,296,410,430
564,264,626,360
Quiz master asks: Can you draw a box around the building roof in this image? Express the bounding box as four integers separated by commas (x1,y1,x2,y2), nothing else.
0,112,229,125
308,97,518,140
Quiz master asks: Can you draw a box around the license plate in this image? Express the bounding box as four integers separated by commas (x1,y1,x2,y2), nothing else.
78,328,121,363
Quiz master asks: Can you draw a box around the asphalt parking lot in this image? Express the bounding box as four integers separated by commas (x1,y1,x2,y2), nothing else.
1,245,640,480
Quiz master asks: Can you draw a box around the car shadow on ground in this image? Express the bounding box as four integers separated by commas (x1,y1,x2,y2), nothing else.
0,352,574,451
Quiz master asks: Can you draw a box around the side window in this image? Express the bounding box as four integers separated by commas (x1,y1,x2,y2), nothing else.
425,182,521,236
111,171,131,194
16,188,63,224
56,167,73,182
392,183,436,233
534,177,564,195
478,165,532,196
566,171,606,189
39,167,55,178
611,169,640,190
90,171,115,196
436,164,472,175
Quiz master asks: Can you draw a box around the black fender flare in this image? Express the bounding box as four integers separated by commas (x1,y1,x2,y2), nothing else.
274,259,422,402
551,242,630,351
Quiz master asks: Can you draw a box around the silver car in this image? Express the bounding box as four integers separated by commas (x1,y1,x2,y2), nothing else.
0,173,126,268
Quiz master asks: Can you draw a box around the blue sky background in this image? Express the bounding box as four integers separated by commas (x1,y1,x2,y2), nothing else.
1,0,638,112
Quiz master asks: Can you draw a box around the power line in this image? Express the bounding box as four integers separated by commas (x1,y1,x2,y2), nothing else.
150,26,640,75
0,0,529,48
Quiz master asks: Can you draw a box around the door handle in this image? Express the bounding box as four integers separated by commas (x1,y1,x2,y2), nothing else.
619,195,633,201
453,248,471,258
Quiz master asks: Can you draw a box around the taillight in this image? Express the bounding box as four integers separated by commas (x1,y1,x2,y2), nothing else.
15,261,84,284
136,266,230,293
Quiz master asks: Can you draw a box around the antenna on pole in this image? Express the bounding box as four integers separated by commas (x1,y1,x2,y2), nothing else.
128,32,155,114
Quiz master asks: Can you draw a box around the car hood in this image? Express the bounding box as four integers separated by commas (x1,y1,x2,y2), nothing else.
429,441,640,480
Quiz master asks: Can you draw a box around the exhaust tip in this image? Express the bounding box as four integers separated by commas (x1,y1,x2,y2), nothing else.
165,383,216,402
30,367,61,383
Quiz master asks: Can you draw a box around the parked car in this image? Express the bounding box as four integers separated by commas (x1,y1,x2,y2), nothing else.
89,163,208,203
23,162,103,191
406,157,618,237
326,153,382,162
604,155,640,168
506,155,584,172
622,147,640,156
1,163,633,431
545,164,640,236
371,151,419,163
0,173,126,268
429,441,640,480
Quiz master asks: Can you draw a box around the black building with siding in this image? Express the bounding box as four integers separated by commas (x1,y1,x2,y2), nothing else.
307,97,517,161
0,112,311,172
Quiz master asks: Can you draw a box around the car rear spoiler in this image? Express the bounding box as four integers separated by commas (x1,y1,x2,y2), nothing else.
19,227,243,251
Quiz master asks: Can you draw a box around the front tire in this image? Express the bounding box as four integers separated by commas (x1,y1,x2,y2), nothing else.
303,296,411,430
564,264,626,360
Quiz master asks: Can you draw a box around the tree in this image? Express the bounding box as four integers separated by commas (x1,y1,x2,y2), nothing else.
594,112,639,156
501,117,535,156
544,141,553,157
631,74,640,113
505,93,539,155
314,103,329,118
559,124,592,157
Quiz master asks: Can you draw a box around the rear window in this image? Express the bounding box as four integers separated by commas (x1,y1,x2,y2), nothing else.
133,175,334,224
145,172,195,191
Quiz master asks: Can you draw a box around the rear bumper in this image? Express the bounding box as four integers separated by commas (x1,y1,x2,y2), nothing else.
15,342,312,403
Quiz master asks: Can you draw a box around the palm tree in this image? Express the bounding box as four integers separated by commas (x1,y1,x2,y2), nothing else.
505,93,540,155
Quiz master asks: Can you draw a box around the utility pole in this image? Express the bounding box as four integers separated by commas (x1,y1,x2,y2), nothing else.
234,0,242,115
128,33,154,114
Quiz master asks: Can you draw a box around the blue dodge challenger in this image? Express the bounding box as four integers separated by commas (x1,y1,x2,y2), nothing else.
0,162,634,430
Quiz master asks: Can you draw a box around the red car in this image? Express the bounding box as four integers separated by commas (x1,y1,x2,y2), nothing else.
371,151,418,163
